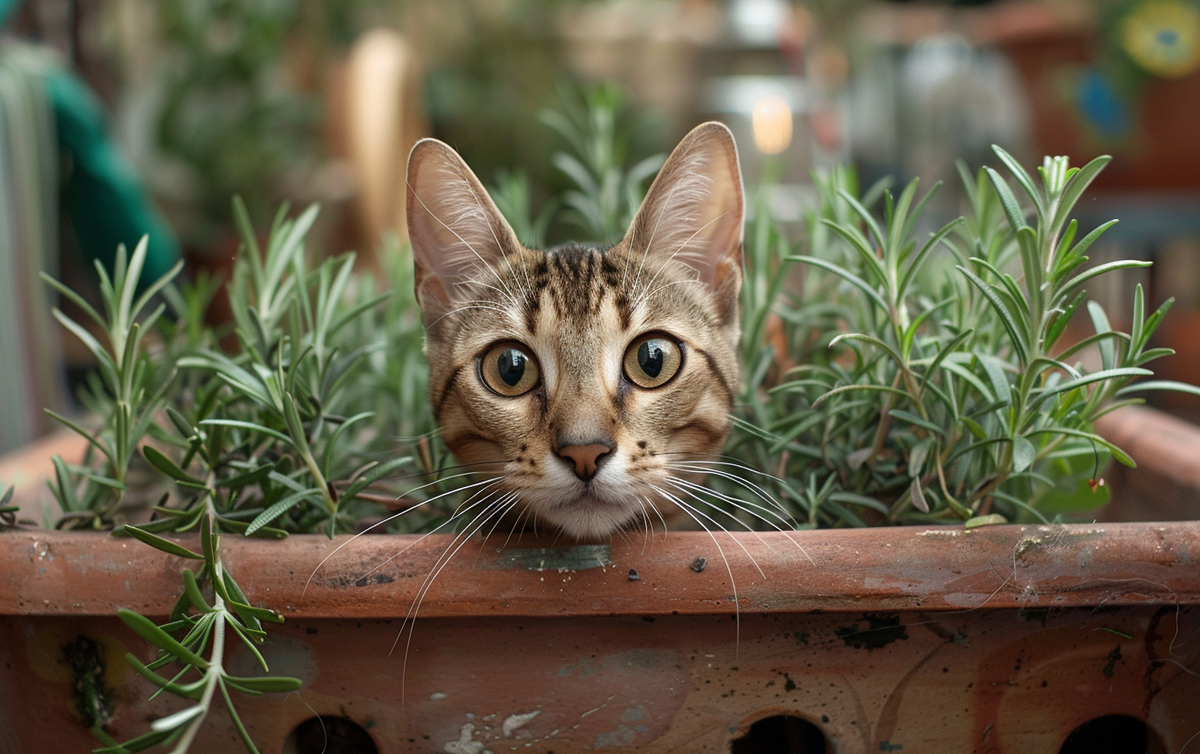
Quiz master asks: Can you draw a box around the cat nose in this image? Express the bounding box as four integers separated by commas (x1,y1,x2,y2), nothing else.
556,442,614,482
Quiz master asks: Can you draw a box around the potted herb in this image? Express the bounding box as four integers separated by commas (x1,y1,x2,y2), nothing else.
2,96,1199,754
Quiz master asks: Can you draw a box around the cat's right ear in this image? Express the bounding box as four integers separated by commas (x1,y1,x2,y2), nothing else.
406,138,520,325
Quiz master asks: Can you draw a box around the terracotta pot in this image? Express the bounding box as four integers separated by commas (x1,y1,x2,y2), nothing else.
2,407,1199,754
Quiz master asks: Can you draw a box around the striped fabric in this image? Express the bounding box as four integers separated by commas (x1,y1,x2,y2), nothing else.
0,42,68,455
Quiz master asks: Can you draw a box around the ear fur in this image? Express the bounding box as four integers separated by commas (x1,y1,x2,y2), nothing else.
623,121,744,317
406,138,521,324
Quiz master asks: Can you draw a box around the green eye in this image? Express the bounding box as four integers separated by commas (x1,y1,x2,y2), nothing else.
480,343,540,396
624,334,682,389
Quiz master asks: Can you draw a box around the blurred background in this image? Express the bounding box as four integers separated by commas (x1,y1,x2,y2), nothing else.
2,0,1200,455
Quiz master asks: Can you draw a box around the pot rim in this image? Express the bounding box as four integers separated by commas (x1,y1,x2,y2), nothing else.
2,521,1197,619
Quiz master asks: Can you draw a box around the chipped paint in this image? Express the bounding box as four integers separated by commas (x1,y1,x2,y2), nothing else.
430,691,448,701
502,710,541,736
443,723,488,754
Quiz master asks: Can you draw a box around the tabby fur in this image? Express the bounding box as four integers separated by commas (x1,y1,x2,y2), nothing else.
405,122,745,540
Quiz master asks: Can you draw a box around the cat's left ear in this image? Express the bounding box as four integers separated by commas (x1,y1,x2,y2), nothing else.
623,121,744,320
406,138,521,325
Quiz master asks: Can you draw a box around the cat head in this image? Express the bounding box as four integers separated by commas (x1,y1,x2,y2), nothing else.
406,122,744,540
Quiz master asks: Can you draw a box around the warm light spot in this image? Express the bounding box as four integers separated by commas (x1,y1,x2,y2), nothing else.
752,96,793,155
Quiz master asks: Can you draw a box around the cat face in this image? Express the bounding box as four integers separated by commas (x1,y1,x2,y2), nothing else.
406,123,744,540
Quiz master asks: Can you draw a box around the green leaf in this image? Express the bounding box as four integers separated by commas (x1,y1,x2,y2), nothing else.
1033,367,1152,402
92,728,175,753
977,355,1013,407
1117,380,1200,399
1062,260,1152,295
958,266,1029,365
984,167,1027,231
216,462,277,491
199,419,295,447
245,489,320,535
218,677,264,754
992,145,1041,211
889,410,943,436
51,456,82,513
1012,436,1036,473
321,412,375,477
222,675,303,694
909,478,929,513
1027,427,1134,467
812,383,912,408
181,568,211,613
789,255,888,311
117,609,210,669
965,514,1007,528
142,447,208,489
150,703,205,732
123,526,204,560
1054,155,1112,230
340,456,413,503
123,653,203,700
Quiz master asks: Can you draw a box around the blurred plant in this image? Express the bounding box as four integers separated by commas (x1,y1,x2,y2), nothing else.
489,168,557,249
539,85,665,243
114,0,321,250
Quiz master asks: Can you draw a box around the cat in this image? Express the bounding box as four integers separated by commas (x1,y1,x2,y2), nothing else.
405,122,748,542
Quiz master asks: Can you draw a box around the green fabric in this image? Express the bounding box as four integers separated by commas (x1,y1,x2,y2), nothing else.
47,69,180,285
0,38,180,454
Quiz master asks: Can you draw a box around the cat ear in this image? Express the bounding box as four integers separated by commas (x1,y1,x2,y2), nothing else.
406,138,521,322
623,121,745,318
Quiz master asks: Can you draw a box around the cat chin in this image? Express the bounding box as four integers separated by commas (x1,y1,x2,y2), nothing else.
533,496,642,541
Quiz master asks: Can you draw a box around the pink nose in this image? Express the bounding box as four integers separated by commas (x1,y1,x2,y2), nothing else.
556,443,613,481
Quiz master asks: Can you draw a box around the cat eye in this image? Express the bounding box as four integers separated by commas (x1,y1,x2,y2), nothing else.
623,333,683,389
479,342,541,397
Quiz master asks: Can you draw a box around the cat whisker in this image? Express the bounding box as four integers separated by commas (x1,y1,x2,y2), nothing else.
654,482,767,580
374,486,511,589
665,476,794,535
665,461,791,516
647,483,743,654
302,476,503,596
396,492,521,699
662,467,797,530
666,478,813,565
426,302,510,330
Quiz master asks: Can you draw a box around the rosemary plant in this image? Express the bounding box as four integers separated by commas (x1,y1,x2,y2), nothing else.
32,87,1199,752
42,201,455,753
724,146,1195,528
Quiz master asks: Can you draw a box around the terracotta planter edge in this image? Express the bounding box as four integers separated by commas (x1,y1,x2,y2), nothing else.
2,521,1197,620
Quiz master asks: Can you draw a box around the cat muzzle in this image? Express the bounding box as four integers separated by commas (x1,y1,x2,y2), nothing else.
555,442,614,482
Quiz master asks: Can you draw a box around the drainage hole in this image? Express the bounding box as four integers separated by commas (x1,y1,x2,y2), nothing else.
284,715,379,754
1060,714,1166,754
731,715,828,754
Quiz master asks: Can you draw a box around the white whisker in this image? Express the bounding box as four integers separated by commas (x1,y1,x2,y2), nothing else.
303,475,502,596
648,484,742,655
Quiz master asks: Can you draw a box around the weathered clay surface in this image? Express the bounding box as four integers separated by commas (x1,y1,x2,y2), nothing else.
1,522,1197,619
2,406,1199,752
2,603,1196,752
1,524,1199,753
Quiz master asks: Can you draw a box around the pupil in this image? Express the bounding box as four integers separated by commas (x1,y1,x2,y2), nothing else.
638,340,665,378
496,350,525,387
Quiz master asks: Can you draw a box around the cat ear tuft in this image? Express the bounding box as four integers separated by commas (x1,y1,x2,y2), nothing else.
624,122,745,316
406,139,521,323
